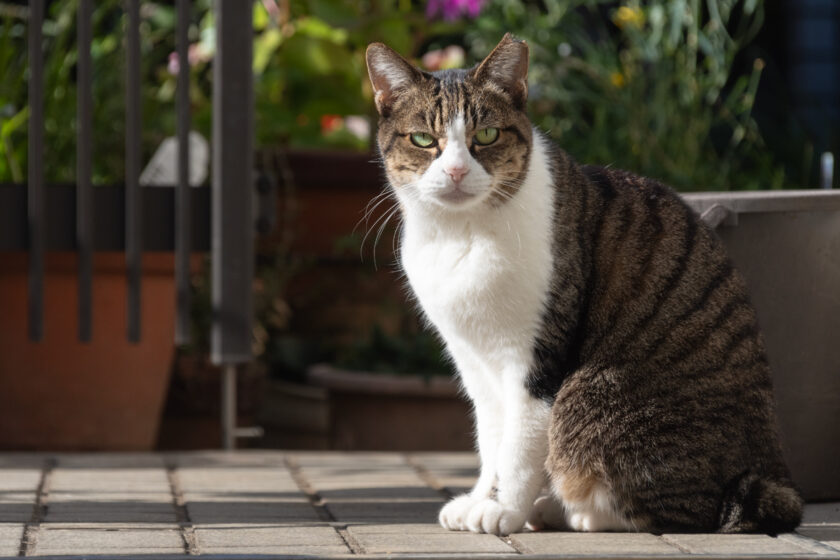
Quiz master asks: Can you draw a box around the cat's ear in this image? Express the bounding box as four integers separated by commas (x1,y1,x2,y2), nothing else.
366,43,424,117
471,33,529,109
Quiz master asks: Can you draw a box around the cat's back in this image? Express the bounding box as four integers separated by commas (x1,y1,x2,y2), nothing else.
554,160,759,376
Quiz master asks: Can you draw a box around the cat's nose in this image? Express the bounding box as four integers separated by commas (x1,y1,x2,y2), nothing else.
445,165,470,184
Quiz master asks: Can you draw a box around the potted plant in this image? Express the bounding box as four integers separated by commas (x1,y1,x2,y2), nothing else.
0,2,190,450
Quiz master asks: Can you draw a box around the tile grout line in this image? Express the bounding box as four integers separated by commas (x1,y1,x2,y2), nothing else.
404,454,527,555
165,459,199,556
284,455,365,555
18,457,55,557
404,454,455,499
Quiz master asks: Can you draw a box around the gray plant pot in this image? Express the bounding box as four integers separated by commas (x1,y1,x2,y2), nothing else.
684,190,840,501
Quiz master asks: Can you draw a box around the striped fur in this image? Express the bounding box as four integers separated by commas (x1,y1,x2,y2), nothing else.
535,157,802,532
366,34,802,536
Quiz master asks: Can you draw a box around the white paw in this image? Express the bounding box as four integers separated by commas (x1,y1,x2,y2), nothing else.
464,499,527,535
567,509,627,532
568,511,596,532
527,495,569,531
439,494,478,531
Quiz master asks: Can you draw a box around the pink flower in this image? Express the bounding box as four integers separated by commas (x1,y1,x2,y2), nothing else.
426,0,486,21
166,43,211,75
262,0,281,23
422,45,466,71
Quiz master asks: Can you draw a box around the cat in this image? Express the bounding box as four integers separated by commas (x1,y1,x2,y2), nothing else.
365,34,802,536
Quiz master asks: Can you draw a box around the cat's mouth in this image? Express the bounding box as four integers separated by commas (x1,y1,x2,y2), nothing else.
435,187,478,205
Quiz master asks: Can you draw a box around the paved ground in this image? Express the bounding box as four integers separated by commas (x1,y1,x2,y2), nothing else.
0,451,838,559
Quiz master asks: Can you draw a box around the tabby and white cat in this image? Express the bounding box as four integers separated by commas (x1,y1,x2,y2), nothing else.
365,34,802,536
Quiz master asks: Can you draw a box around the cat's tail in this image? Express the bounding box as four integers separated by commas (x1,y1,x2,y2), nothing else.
718,471,803,534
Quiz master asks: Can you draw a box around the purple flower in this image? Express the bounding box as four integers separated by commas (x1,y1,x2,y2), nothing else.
426,0,486,21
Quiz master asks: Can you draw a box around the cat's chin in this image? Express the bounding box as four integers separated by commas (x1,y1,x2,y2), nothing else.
429,187,485,210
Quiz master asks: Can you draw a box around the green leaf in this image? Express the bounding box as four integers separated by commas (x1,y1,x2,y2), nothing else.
294,17,348,44
0,106,28,139
253,1,269,31
254,28,284,74
146,4,176,30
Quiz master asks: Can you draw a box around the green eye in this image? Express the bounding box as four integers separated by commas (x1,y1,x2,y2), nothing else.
409,132,436,148
474,127,499,146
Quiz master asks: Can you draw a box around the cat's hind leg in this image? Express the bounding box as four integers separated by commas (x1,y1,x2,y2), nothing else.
527,495,569,531
551,473,641,532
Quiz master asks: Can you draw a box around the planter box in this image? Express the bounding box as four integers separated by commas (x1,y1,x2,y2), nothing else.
306,364,473,451
684,190,840,501
0,252,177,450
258,379,331,450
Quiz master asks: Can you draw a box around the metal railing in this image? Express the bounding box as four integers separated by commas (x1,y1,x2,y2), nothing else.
16,0,257,449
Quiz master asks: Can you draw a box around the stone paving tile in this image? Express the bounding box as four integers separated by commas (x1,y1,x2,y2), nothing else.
353,531,514,555
47,484,176,524
410,453,480,495
0,491,36,523
347,523,514,554
177,468,300,493
0,467,41,524
45,502,178,524
178,460,322,525
327,499,444,523
183,490,309,504
346,522,455,534
662,533,813,555
0,469,42,491
50,468,171,492
321,489,443,502
187,501,320,524
193,523,348,555
511,531,684,556
0,524,23,557
798,527,840,551
172,451,287,468
55,453,169,469
805,503,840,526
290,452,408,467
31,525,184,556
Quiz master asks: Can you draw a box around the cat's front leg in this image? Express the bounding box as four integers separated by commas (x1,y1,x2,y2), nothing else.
464,380,551,535
439,381,503,531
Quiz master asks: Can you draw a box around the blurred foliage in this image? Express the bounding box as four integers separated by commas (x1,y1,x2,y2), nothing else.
335,325,452,377
464,0,785,190
0,0,463,183
0,0,816,381
1,0,795,187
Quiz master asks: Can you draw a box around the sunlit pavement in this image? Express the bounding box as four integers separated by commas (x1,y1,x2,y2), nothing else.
0,451,837,558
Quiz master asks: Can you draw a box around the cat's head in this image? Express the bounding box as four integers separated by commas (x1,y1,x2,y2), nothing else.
366,34,532,212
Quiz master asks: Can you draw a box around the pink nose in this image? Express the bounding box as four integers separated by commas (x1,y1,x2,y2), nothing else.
446,165,469,183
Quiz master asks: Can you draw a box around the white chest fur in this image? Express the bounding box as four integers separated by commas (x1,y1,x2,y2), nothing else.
399,134,556,364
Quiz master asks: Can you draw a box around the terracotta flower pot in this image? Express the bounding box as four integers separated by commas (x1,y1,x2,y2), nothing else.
0,252,177,450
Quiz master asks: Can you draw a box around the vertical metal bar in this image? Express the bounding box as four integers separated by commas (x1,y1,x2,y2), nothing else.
27,0,45,342
175,0,192,345
77,0,93,342
221,364,236,450
211,0,253,366
126,0,142,343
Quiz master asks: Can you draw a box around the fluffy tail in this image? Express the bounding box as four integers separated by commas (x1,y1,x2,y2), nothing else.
718,471,803,534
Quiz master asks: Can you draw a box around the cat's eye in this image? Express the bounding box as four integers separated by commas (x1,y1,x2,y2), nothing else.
409,132,436,148
474,127,499,146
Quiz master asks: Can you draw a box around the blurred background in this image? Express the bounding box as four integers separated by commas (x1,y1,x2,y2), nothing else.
0,0,838,453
